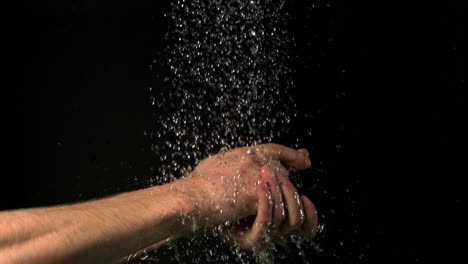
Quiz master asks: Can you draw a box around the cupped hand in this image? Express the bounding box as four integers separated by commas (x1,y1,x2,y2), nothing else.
218,163,319,251
175,144,312,227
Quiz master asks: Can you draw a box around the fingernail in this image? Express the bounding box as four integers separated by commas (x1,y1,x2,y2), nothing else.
298,148,309,156
305,157,311,167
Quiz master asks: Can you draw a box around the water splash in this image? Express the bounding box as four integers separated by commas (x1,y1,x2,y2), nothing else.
139,0,324,263
149,0,297,181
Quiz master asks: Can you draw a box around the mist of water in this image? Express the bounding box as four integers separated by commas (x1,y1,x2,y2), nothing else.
138,0,324,263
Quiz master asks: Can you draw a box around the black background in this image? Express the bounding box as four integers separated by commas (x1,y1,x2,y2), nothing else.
9,0,465,263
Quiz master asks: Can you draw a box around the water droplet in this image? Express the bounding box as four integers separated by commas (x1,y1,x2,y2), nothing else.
144,0,327,261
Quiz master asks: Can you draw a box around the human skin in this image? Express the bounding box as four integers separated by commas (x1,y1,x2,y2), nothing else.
219,162,319,251
0,143,318,264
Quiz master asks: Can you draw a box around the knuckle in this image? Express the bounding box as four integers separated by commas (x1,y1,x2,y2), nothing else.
268,143,281,151
278,167,289,177
272,184,281,195
261,143,277,153
243,155,257,164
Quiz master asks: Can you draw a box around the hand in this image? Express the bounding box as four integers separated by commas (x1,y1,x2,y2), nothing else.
174,144,312,227
218,163,319,251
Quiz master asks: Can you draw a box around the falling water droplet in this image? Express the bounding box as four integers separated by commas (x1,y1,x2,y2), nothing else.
141,0,326,262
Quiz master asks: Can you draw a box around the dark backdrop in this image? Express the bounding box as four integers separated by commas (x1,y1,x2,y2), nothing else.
10,0,465,263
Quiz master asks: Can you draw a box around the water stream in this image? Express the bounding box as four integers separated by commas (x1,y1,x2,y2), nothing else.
135,0,328,263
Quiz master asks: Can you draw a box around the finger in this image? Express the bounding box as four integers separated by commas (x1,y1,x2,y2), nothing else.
276,173,305,234
261,165,285,234
248,177,273,243
266,159,289,178
256,143,311,170
299,195,319,239
297,148,309,157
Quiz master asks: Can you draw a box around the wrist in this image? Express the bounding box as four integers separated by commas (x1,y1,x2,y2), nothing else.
165,177,213,232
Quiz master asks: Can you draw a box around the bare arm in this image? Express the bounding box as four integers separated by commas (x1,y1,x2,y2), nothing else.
0,179,205,264
0,143,313,264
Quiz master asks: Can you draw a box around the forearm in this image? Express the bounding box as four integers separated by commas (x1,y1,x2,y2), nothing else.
0,179,202,264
